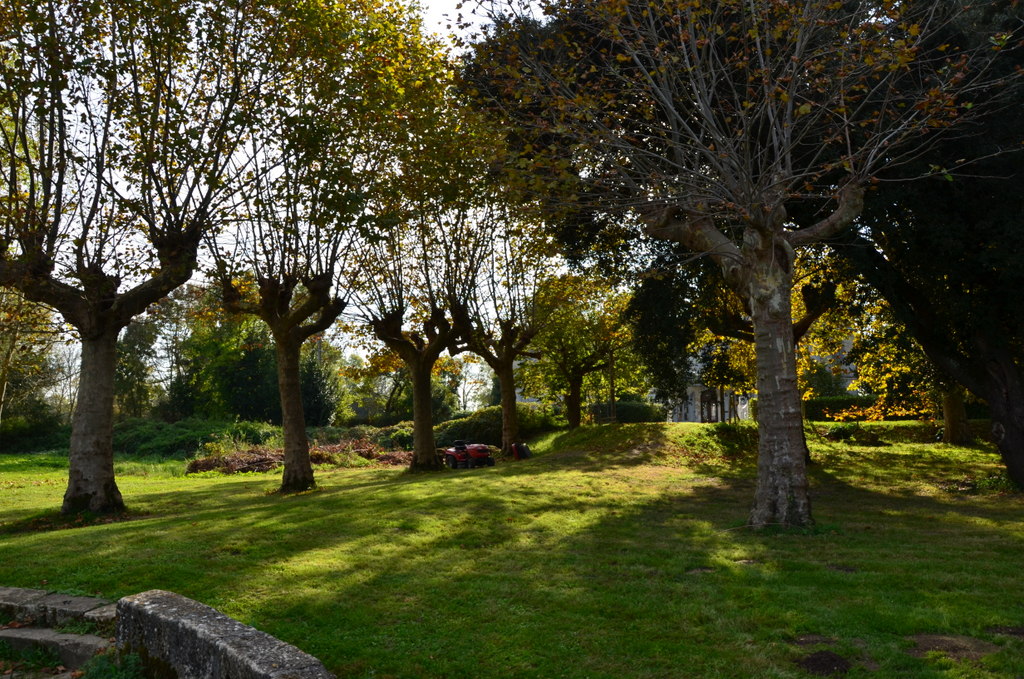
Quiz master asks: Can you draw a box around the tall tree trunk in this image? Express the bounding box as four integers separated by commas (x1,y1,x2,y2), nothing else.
982,352,1024,488
565,376,583,429
63,329,124,514
496,360,520,455
409,358,442,471
941,386,973,445
0,331,18,428
275,338,315,493
746,250,812,529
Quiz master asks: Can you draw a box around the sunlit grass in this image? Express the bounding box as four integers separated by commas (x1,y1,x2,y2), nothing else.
1,423,1022,678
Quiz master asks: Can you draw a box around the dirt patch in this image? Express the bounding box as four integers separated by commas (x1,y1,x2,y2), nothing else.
907,634,1000,662
795,650,852,676
987,625,1024,639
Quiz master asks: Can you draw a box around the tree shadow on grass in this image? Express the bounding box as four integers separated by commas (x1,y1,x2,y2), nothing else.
218,463,1024,677
2,437,1022,677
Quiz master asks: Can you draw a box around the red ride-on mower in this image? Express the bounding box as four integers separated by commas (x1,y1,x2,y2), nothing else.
444,440,495,469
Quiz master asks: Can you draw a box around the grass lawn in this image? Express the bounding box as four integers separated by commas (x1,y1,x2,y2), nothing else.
1,422,1022,678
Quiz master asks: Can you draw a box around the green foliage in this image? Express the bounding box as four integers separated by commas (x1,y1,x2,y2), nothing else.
55,619,98,635
589,399,667,423
434,403,561,447
802,360,850,398
115,319,159,419
0,418,71,453
80,652,145,679
14,644,60,670
112,418,281,459
300,351,341,427
803,395,878,421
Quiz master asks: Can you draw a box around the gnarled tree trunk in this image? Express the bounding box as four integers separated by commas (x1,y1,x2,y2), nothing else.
745,240,812,529
63,328,124,514
409,358,442,471
275,338,315,493
496,360,520,455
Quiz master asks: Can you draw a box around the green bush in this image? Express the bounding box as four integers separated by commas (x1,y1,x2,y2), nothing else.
0,416,71,453
435,403,560,447
803,395,877,421
113,418,281,459
590,400,668,423
375,422,415,450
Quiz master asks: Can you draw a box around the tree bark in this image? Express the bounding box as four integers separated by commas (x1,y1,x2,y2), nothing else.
496,360,520,455
63,329,124,514
745,241,813,529
941,386,973,445
565,375,583,429
409,358,442,471
979,352,1024,488
275,337,315,493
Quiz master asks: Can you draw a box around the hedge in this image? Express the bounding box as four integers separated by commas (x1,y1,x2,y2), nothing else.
434,403,561,447
589,400,668,423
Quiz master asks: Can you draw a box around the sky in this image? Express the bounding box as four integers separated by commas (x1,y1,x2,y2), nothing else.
419,0,488,42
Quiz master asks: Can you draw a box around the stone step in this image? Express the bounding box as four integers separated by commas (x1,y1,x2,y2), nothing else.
0,626,113,669
0,587,112,628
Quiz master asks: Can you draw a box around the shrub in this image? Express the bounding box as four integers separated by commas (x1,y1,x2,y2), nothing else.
113,418,223,458
113,418,281,459
374,422,415,450
620,400,668,423
0,416,71,453
590,400,668,423
435,403,560,447
803,395,877,421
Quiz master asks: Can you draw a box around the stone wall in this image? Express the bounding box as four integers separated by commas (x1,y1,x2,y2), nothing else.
0,586,335,679
118,590,334,679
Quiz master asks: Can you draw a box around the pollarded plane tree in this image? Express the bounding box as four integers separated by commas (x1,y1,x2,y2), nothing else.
0,0,292,514
450,207,558,455
348,41,505,471
351,200,490,471
473,0,1019,528
208,0,429,493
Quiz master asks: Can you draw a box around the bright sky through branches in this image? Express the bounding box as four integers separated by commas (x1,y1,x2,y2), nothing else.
419,0,484,41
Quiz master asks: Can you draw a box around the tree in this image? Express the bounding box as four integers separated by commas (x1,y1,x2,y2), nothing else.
349,45,502,470
520,275,631,428
209,0,420,492
114,319,159,419
472,0,1019,527
300,339,343,428
841,136,1024,475
353,200,488,469
0,0,299,513
451,210,557,454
